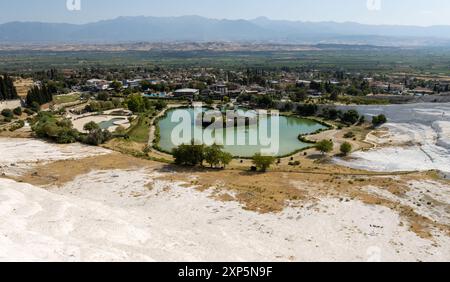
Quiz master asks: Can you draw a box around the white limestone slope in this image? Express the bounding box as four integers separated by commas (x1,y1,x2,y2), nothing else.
0,138,110,176
335,104,450,177
1,170,449,262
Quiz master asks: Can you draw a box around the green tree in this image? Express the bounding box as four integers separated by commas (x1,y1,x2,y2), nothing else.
82,128,112,146
153,100,167,111
341,110,360,124
316,140,334,155
1,108,13,118
172,141,205,166
83,121,100,132
97,92,109,101
0,74,18,101
219,152,233,169
109,80,123,92
252,153,275,172
372,114,387,127
26,84,53,106
204,144,223,168
13,107,22,116
340,142,352,156
126,94,146,113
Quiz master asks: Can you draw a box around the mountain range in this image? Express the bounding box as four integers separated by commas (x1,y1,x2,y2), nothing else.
1,16,450,46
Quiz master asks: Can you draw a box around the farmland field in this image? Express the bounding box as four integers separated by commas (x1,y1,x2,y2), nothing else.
1,46,450,74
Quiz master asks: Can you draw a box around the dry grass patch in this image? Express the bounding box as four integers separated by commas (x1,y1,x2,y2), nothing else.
16,152,158,187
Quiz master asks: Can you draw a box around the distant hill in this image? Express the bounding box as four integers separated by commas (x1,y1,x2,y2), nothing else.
1,16,450,46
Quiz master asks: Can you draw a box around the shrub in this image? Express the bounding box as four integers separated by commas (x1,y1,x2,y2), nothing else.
30,102,41,112
81,129,112,145
114,125,126,134
24,108,35,116
372,114,387,127
341,110,360,125
344,132,356,139
172,141,205,166
297,103,318,117
204,144,224,168
13,107,22,116
83,121,100,132
340,142,352,156
316,139,334,155
252,153,276,172
9,120,25,132
1,109,13,118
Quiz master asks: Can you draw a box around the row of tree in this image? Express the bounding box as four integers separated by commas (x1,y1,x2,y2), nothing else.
26,84,54,106
171,138,355,172
172,142,233,168
0,74,18,101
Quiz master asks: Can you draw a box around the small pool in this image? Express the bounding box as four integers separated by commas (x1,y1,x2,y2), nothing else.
98,118,126,130
143,93,167,98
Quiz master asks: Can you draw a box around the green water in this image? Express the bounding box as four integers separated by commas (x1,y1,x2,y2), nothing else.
98,118,125,130
157,108,327,157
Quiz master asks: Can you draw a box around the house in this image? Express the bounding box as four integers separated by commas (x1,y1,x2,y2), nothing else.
173,88,199,99
296,80,311,87
211,84,228,96
86,79,110,91
124,79,142,88
409,88,434,96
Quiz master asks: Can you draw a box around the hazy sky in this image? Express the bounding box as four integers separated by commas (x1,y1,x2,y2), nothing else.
0,0,449,26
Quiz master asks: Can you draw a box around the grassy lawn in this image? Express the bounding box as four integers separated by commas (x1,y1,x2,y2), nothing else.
54,94,81,105
127,113,152,143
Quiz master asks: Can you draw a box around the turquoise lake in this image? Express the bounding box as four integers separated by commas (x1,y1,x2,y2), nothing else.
157,108,327,157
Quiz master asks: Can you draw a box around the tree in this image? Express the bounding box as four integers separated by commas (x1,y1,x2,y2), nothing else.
204,144,233,169
372,114,387,127
96,92,109,101
316,140,334,155
83,121,100,132
82,128,112,146
172,141,205,166
256,95,274,109
252,153,275,172
297,104,318,117
30,102,41,112
341,110,360,124
219,151,233,169
1,109,13,118
291,88,307,102
13,107,22,116
109,80,123,92
26,84,53,106
340,142,352,156
204,144,223,168
153,100,167,111
126,94,147,113
0,74,18,101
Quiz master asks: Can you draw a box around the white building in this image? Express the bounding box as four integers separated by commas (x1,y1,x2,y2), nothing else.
173,88,199,99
